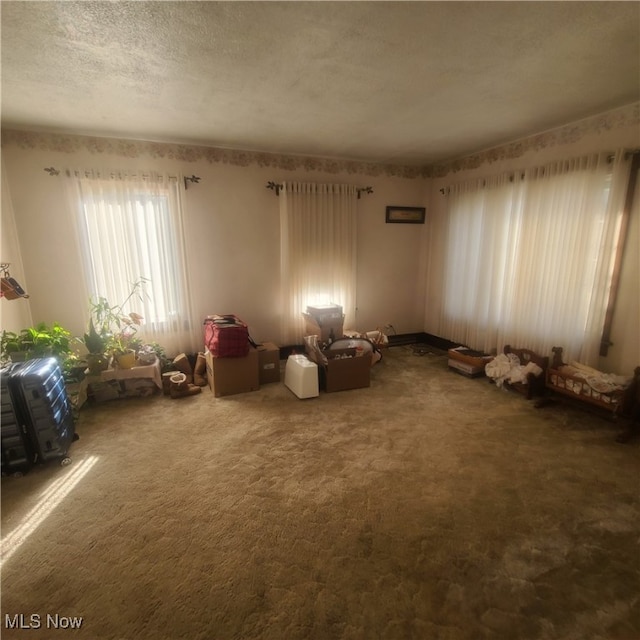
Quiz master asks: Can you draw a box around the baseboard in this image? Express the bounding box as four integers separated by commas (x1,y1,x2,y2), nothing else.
279,332,461,357
418,333,462,351
386,332,429,346
386,332,463,350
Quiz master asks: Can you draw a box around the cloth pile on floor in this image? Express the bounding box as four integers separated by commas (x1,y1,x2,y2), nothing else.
485,353,543,388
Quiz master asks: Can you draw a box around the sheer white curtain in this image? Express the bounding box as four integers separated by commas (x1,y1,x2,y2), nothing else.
503,152,630,363
280,182,358,344
440,151,631,365
69,169,199,356
441,174,523,352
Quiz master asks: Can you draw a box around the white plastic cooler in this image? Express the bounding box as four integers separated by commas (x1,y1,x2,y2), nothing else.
284,355,319,399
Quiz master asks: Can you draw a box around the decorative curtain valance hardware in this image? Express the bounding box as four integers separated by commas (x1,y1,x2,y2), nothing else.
438,149,640,195
183,174,201,189
266,181,282,195
267,181,373,199
43,167,199,189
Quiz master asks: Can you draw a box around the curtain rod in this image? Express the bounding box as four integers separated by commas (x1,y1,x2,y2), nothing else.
438,148,640,195
183,175,200,189
43,168,201,189
266,182,373,199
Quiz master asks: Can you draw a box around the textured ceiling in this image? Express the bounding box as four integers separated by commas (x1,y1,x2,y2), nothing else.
1,1,639,166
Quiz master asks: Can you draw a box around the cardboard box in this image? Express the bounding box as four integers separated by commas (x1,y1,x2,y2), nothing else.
87,379,123,402
86,360,163,402
305,304,343,323
307,347,371,392
303,312,345,343
122,378,158,397
256,342,280,384
66,377,89,411
205,348,259,397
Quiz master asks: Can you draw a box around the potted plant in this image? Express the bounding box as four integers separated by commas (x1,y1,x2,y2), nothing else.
1,322,84,383
80,319,110,374
81,279,147,370
62,353,87,383
137,343,158,366
1,322,72,363
136,341,171,370
107,327,143,369
1,329,25,363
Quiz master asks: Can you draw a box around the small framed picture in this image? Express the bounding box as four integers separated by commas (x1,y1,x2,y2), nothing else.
385,206,426,224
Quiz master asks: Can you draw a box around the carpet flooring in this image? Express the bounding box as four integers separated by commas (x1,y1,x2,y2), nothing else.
1,346,639,640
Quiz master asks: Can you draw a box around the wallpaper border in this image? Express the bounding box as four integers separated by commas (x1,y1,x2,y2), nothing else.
0,130,428,179
2,102,638,179
431,102,640,177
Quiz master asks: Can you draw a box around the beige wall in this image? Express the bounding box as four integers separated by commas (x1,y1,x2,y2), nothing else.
2,103,638,374
0,139,428,350
0,160,32,332
425,106,640,376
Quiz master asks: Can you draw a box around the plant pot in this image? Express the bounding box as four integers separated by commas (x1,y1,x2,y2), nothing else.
115,349,137,370
86,353,109,375
137,351,156,366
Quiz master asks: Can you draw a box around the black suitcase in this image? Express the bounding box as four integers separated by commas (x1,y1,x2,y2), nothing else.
5,357,76,471
1,363,35,474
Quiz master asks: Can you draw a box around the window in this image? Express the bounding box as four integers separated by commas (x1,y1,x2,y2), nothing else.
439,151,631,366
73,170,197,355
279,182,358,344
